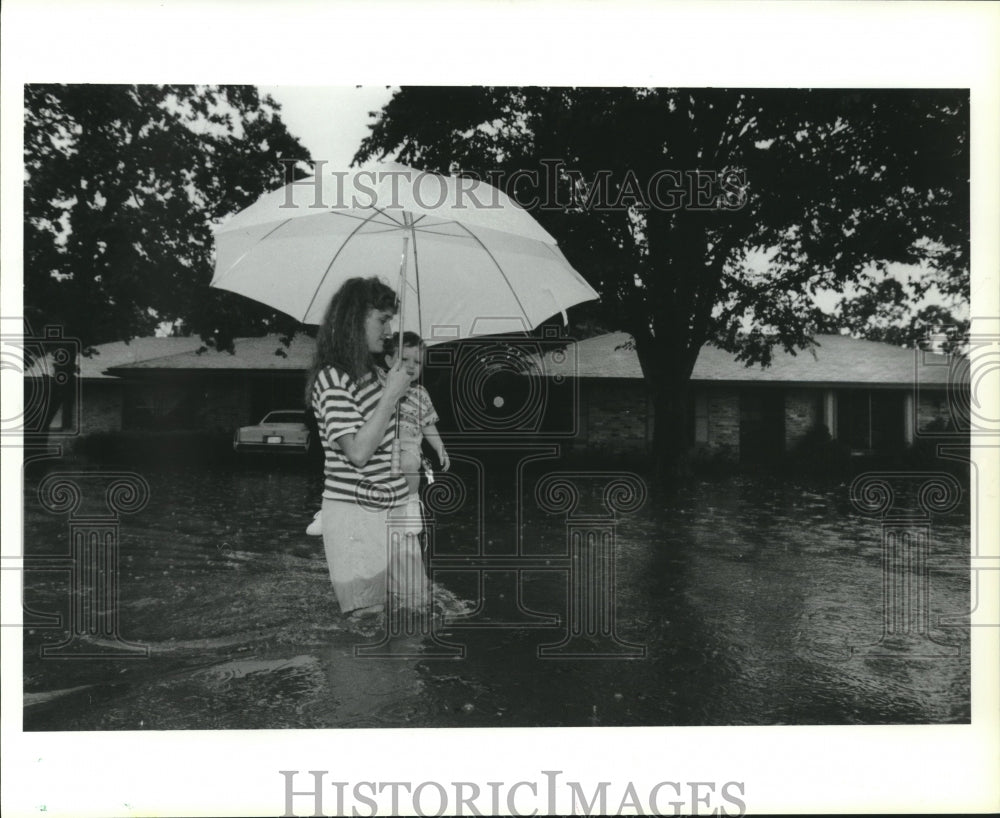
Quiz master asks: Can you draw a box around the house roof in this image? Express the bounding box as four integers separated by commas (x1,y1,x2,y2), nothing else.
100,329,959,389
110,333,316,372
533,332,957,388
27,336,205,380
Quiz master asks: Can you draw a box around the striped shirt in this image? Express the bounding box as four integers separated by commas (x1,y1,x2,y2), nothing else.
311,365,408,508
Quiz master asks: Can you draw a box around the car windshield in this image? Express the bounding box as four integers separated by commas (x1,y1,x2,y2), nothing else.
261,411,305,425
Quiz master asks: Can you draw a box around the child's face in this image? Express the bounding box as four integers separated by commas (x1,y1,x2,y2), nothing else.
389,344,422,383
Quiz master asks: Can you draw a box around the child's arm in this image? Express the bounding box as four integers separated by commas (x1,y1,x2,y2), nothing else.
422,424,450,471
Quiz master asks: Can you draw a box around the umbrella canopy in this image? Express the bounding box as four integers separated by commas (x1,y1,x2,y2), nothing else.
210,162,598,342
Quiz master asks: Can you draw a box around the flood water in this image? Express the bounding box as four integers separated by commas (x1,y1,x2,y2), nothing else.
21,451,970,730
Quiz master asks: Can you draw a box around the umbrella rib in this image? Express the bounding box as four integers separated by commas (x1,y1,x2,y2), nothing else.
355,225,410,236
367,205,406,227
405,226,468,238
451,222,534,328
301,208,400,321
324,207,404,228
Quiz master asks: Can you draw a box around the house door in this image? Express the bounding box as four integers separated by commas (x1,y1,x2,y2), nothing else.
740,389,785,462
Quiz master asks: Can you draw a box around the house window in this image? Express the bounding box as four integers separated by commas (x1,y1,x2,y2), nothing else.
837,389,905,453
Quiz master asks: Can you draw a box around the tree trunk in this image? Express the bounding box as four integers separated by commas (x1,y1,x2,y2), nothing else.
635,336,697,478
649,375,692,478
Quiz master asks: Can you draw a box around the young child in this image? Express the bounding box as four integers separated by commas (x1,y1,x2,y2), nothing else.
306,330,448,535
385,331,450,499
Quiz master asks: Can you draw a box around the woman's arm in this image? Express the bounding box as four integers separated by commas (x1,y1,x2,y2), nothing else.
422,424,450,471
336,364,412,468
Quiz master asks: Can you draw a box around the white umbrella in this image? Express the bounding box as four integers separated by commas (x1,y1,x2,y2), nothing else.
210,162,598,343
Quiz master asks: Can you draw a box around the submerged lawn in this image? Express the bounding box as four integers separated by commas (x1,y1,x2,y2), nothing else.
21,451,970,729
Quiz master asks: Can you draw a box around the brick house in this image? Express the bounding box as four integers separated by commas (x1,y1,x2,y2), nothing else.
532,332,964,461
25,336,203,437
25,334,313,441
32,331,964,464
106,334,316,433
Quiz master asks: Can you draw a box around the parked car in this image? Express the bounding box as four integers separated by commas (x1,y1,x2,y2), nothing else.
233,410,311,454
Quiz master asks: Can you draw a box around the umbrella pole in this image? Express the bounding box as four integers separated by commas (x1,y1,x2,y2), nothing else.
390,231,410,477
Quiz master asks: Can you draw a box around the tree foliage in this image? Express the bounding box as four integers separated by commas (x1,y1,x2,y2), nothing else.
356,87,969,462
24,84,311,354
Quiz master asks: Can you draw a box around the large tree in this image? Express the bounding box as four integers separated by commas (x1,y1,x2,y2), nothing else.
356,87,969,465
23,84,310,429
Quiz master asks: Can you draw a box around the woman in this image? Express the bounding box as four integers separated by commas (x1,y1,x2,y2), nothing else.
305,276,428,617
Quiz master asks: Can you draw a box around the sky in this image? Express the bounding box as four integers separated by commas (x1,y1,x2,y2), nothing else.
258,85,395,168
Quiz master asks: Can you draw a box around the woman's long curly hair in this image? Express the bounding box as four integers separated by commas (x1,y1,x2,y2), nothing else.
304,276,397,406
